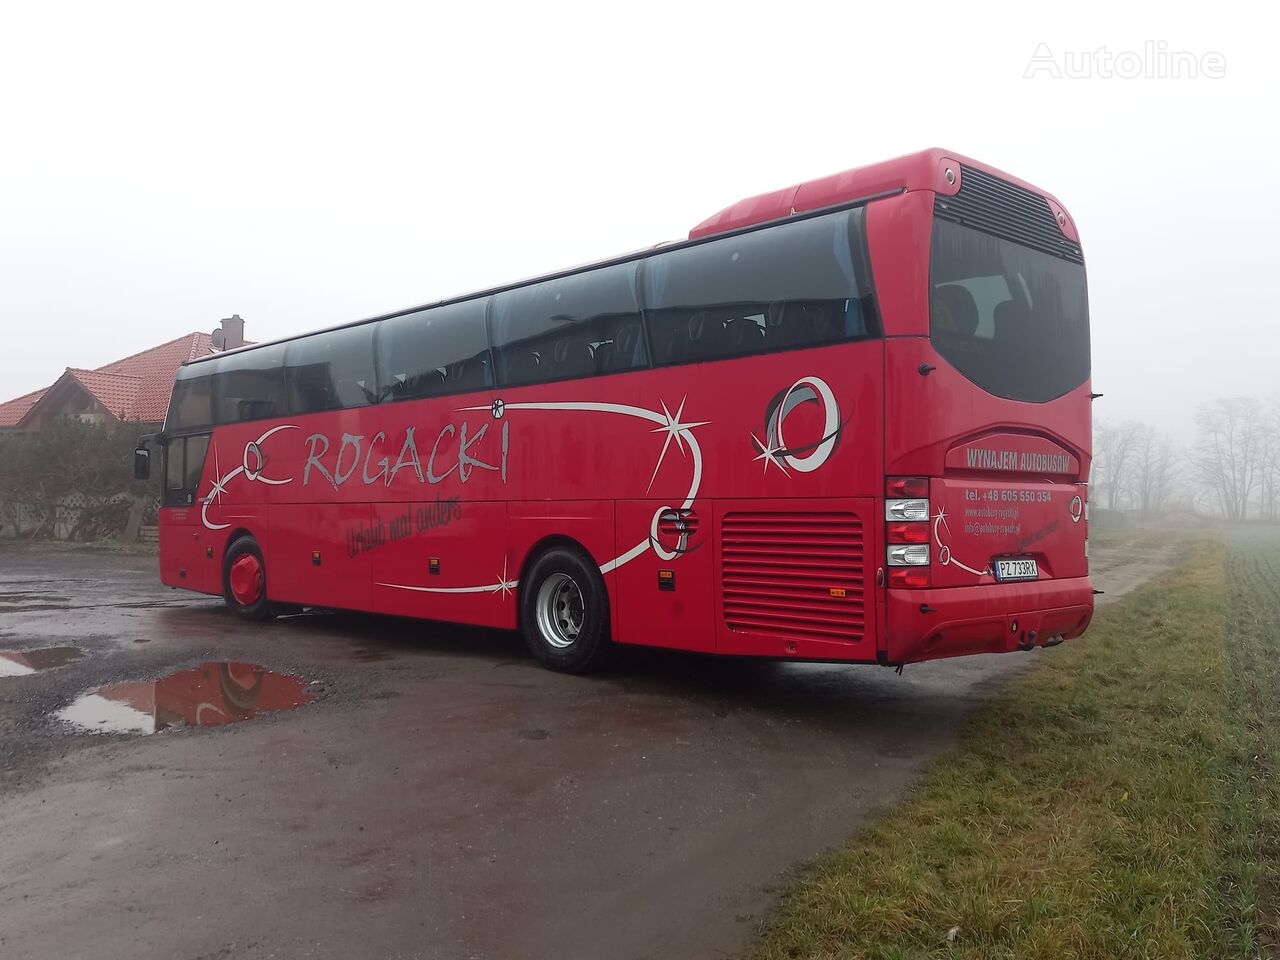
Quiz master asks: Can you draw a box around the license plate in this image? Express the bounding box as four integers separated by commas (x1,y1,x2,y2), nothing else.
994,558,1039,582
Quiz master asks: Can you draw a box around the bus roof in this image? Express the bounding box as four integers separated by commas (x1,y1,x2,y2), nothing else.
688,147,1077,240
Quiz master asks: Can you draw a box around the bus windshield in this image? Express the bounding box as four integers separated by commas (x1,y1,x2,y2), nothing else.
929,218,1090,403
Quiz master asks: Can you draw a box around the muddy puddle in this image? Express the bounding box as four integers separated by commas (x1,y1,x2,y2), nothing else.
0,646,85,676
57,662,315,735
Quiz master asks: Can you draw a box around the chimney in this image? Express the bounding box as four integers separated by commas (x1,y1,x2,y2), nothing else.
219,315,246,350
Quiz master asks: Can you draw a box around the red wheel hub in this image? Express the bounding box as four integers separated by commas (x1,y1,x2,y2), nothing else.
229,553,264,606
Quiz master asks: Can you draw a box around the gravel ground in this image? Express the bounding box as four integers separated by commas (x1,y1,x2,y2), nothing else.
0,540,1170,960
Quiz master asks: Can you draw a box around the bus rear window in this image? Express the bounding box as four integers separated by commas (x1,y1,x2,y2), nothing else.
929,219,1089,403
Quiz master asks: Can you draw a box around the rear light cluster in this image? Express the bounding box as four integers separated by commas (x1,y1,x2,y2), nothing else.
886,477,932,588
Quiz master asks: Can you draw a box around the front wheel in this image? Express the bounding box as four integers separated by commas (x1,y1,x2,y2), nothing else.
521,547,612,673
223,536,276,622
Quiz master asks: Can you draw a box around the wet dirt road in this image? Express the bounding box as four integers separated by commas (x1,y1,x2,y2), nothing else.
0,542,1171,960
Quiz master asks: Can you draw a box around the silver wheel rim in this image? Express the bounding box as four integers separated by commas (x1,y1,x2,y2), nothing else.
535,573,585,649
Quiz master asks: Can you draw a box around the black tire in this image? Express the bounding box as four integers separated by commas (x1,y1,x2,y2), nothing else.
520,546,612,673
222,535,276,622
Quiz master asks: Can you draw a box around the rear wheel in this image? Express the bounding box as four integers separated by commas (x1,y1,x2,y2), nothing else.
521,547,611,673
223,536,275,622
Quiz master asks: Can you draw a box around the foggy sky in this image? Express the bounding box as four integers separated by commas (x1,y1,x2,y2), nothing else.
0,1,1272,442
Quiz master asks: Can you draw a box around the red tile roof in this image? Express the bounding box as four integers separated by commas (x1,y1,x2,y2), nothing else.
0,388,48,427
95,332,215,422
63,369,144,418
0,332,216,428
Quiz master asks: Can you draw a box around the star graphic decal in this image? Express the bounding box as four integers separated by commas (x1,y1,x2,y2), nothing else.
931,506,991,576
205,444,232,505
647,397,709,492
493,557,517,599
750,432,791,478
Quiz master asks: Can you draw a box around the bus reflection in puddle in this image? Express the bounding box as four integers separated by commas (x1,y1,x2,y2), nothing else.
57,661,315,735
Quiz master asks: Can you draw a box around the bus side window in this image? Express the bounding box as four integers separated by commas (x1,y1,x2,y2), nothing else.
643,208,878,366
376,299,491,402
210,343,287,425
164,443,183,497
163,435,210,506
491,263,644,388
594,322,645,374
166,365,214,434
447,351,493,392
286,325,377,414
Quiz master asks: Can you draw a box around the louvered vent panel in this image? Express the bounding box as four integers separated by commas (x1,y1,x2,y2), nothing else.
934,165,1084,264
722,512,864,642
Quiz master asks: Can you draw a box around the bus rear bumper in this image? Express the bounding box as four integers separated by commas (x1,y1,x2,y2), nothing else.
884,577,1094,664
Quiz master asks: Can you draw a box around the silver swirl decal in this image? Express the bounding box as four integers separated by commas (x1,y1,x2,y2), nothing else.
201,424,299,531
751,376,844,477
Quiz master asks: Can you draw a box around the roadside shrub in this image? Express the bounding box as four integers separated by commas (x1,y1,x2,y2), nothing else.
0,420,158,539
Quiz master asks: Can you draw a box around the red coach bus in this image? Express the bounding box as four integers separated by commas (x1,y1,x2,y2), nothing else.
137,148,1093,673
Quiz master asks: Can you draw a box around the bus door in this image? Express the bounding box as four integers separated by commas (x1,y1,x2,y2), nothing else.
159,434,215,593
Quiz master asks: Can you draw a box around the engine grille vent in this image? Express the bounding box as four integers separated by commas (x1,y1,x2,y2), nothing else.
721,511,864,642
934,165,1084,264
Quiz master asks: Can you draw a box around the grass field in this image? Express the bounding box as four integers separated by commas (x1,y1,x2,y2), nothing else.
748,527,1280,959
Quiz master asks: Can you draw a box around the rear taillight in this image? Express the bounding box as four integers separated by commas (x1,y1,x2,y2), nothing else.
888,566,931,588
885,498,930,522
887,543,930,566
886,521,930,544
885,478,932,588
886,476,929,498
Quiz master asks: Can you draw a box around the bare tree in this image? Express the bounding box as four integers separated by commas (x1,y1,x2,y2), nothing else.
1255,398,1280,521
1194,398,1266,520
1093,420,1143,511
1130,430,1179,514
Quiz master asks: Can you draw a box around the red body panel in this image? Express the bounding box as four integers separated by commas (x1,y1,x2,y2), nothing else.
161,341,889,657
885,578,1092,663
159,147,1093,665
158,506,213,593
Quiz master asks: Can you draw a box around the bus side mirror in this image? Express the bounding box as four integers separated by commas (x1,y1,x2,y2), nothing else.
134,447,151,481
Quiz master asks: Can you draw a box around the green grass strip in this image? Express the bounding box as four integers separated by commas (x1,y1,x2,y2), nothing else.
749,536,1252,960
1211,527,1280,958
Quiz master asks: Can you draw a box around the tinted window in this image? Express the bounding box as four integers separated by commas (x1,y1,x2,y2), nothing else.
376,300,492,402
285,325,378,414
211,344,287,424
929,219,1090,403
166,364,213,433
182,435,208,493
491,263,645,387
643,208,877,366
163,435,209,506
